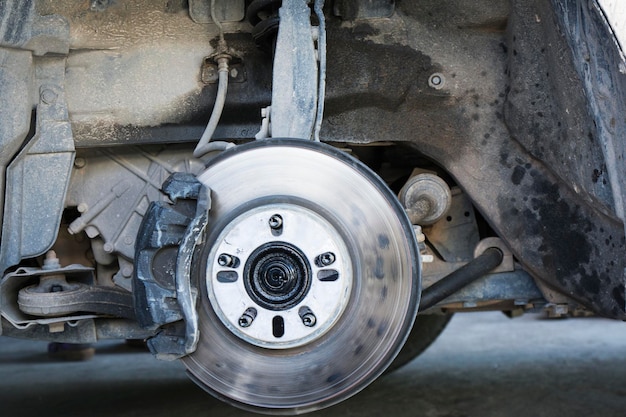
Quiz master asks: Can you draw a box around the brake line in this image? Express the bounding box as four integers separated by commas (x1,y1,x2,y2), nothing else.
193,0,235,158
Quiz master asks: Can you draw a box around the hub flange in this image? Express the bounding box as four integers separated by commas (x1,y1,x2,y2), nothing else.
206,203,353,349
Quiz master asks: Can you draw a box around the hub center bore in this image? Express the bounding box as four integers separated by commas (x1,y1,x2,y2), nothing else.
244,242,312,311
266,266,288,289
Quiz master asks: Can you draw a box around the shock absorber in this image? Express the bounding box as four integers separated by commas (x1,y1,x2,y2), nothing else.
250,0,326,141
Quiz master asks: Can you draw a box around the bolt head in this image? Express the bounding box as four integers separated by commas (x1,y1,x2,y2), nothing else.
321,253,335,266
316,252,336,267
239,315,252,327
218,254,230,266
302,314,316,327
428,73,445,90
74,158,86,169
268,215,283,229
40,89,58,105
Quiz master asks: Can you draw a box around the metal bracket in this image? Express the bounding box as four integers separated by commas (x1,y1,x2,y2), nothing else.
0,57,75,274
0,263,97,330
201,60,247,84
0,1,70,55
15,253,135,321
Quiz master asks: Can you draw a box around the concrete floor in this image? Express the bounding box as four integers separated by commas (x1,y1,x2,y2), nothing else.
2,312,626,417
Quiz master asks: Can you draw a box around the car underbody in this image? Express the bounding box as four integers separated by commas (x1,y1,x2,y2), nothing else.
0,0,625,414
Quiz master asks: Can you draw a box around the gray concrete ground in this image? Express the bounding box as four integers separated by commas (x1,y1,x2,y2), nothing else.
1,312,626,417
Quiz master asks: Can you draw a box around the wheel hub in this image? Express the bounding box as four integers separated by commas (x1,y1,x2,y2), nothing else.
183,139,420,414
207,203,353,349
245,241,311,310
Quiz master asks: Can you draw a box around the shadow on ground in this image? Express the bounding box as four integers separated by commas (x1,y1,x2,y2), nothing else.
2,312,626,417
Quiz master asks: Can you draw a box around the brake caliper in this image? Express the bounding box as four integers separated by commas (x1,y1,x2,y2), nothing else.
133,173,210,360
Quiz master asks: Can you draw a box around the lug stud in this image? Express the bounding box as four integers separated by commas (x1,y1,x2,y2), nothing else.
268,214,284,236
268,214,283,229
315,252,336,267
238,307,257,328
218,253,240,268
299,306,317,327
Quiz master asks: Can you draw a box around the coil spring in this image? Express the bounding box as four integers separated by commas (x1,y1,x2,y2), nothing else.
246,0,282,52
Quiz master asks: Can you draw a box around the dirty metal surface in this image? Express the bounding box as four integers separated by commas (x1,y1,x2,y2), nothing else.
552,0,626,226
0,0,623,320
321,1,626,318
0,57,75,274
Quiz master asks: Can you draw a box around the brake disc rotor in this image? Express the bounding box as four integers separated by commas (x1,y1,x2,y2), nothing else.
183,139,420,414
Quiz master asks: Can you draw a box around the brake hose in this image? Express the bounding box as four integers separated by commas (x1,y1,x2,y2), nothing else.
193,0,235,158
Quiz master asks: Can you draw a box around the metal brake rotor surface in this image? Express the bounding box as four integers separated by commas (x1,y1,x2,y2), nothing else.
183,139,421,414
